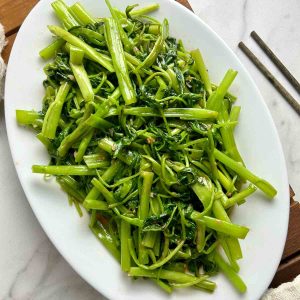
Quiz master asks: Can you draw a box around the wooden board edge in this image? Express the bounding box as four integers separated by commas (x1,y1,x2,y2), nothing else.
175,0,194,12
282,202,300,259
270,253,300,288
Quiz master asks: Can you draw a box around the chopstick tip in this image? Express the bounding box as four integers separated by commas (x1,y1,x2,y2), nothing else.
238,41,246,49
250,31,259,39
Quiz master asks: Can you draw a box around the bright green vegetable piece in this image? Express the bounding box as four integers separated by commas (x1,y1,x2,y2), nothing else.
191,49,212,95
70,46,94,102
104,18,136,105
48,25,114,72
202,216,249,239
120,220,131,272
39,38,65,60
16,110,41,125
136,19,169,70
130,4,160,17
32,165,96,176
215,252,247,293
214,148,277,198
69,2,95,25
51,0,79,29
42,81,71,139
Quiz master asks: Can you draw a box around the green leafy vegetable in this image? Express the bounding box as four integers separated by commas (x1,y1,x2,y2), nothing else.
16,0,277,295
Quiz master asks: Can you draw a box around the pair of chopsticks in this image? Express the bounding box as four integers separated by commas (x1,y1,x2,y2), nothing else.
238,31,300,116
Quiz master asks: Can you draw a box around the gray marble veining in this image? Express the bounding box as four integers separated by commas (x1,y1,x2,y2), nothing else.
0,1,299,299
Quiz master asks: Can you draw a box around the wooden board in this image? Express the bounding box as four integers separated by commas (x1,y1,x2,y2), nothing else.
282,200,300,260
0,0,38,35
270,186,300,287
1,0,300,289
175,0,194,11
271,254,300,287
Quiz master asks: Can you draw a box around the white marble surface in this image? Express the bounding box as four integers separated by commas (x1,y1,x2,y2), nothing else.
0,0,299,299
189,0,300,197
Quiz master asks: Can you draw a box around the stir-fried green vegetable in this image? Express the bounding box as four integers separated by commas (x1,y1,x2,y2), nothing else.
16,0,277,295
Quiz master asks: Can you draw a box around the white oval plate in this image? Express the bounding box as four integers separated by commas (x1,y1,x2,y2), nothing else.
5,0,289,299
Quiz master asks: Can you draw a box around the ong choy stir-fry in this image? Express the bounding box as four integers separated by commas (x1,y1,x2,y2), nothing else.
16,0,277,295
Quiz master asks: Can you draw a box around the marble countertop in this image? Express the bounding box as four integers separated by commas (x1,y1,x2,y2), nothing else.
0,0,299,299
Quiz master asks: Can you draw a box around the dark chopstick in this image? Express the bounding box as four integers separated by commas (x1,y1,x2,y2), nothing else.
251,31,300,94
238,41,300,116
